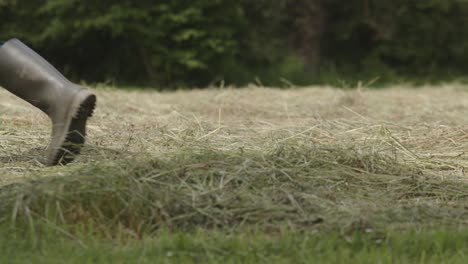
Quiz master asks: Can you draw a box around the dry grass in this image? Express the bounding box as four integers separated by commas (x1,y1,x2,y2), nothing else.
1,84,468,234
2,84,468,181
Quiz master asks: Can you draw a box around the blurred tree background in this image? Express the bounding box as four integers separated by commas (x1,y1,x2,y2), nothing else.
1,0,468,88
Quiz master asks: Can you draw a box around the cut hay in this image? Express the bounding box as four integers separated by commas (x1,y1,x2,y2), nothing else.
1,84,468,234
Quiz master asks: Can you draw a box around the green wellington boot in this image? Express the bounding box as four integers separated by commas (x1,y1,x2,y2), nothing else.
0,38,96,166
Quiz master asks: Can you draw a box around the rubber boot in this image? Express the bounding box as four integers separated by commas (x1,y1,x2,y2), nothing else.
0,38,96,166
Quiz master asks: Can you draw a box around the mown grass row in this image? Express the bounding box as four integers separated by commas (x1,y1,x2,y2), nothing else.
1,140,468,262
1,142,467,239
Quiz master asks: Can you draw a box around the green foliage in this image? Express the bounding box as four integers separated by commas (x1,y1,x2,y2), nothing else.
323,0,468,84
0,0,243,86
1,0,468,87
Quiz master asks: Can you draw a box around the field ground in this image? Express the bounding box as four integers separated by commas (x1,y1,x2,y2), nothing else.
1,84,468,262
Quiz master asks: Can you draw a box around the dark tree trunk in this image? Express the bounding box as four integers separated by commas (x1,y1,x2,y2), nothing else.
288,0,325,74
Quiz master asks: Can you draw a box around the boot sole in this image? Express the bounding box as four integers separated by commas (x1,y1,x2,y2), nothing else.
49,91,96,166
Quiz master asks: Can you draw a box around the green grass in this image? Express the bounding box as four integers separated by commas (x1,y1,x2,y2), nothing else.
3,228,468,264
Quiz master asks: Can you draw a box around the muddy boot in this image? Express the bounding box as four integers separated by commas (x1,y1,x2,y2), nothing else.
0,38,96,166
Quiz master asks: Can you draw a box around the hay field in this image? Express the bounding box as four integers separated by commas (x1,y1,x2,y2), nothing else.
2,85,468,262
3,85,468,158
2,84,468,182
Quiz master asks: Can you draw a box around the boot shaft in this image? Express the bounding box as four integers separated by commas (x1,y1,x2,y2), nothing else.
0,39,74,115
